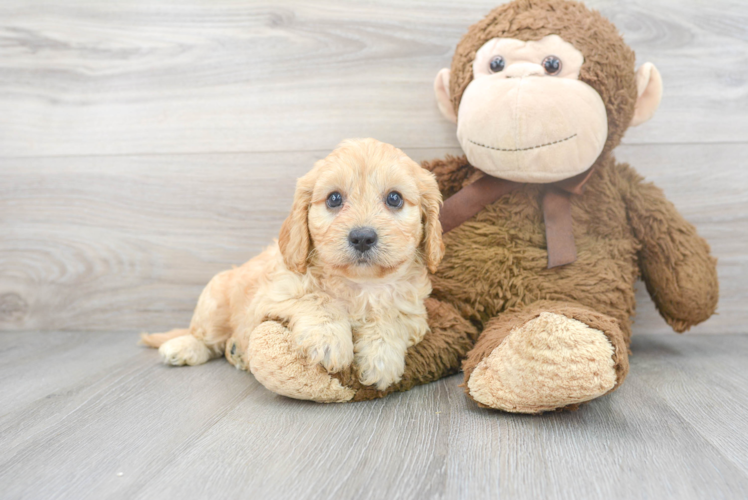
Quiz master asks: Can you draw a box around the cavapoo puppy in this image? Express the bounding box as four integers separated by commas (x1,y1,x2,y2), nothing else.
141,138,444,390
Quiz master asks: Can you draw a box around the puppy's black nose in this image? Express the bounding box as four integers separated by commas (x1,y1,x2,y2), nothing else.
348,227,378,253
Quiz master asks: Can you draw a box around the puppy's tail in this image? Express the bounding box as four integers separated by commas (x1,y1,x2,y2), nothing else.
139,328,190,348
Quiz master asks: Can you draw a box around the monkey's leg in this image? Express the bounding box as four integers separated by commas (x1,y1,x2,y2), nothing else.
463,300,629,414
226,298,477,403
226,321,356,403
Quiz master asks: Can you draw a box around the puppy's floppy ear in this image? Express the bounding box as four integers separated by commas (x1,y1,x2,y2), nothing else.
415,166,445,273
278,171,316,273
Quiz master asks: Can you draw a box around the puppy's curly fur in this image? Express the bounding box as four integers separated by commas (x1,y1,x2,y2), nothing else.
141,139,444,390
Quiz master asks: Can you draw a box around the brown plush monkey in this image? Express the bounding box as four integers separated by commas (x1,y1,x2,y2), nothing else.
230,0,719,413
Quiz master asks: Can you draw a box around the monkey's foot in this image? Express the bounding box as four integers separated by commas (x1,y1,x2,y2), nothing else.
245,321,355,403
467,312,617,413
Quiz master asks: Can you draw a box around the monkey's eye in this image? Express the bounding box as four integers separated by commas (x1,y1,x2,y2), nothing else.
489,56,505,73
542,55,562,75
326,192,343,209
385,191,404,209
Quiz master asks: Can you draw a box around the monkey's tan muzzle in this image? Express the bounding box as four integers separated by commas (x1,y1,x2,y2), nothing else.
457,75,608,184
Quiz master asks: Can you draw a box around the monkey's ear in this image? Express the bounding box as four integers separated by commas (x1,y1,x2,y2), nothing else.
434,68,457,124
630,63,663,127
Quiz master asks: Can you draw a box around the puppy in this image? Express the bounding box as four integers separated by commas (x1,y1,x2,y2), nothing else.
141,138,444,390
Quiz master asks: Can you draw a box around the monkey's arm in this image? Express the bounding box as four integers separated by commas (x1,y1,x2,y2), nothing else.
421,155,477,198
618,163,718,332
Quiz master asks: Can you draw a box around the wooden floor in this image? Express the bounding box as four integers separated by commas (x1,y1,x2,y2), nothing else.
0,332,746,500
2,1,748,499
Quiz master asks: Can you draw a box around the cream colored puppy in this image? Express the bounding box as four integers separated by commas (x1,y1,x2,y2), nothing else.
141,138,444,390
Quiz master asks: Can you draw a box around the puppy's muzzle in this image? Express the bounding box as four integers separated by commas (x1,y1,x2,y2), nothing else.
348,227,378,254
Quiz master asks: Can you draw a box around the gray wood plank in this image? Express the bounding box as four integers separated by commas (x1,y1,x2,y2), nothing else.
1,144,745,334
0,332,136,409
0,332,262,499
0,0,746,158
630,335,748,476
0,332,746,500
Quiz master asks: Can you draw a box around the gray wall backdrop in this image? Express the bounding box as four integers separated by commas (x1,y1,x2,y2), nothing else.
1,0,746,334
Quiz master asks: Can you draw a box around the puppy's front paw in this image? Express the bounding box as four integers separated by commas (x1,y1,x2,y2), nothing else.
159,335,212,366
294,321,354,373
356,342,406,391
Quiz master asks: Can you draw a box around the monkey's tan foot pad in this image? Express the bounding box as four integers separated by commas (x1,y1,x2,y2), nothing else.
467,312,617,414
248,321,355,403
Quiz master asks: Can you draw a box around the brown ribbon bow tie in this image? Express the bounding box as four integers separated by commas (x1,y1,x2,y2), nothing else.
439,167,594,268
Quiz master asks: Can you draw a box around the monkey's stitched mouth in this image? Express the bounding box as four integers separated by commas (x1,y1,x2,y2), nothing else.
468,133,577,152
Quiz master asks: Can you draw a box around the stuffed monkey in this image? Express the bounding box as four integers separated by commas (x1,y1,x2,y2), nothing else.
229,0,718,413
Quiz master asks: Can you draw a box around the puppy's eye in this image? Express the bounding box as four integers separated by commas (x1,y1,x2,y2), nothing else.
489,56,505,73
542,55,562,75
326,192,343,209
385,191,404,209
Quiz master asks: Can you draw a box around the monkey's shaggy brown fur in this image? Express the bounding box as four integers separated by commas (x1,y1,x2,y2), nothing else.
345,0,718,409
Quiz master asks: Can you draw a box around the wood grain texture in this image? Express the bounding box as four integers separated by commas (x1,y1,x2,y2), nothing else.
1,2,746,499
1,144,745,333
0,1,746,334
0,0,746,158
0,332,746,500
